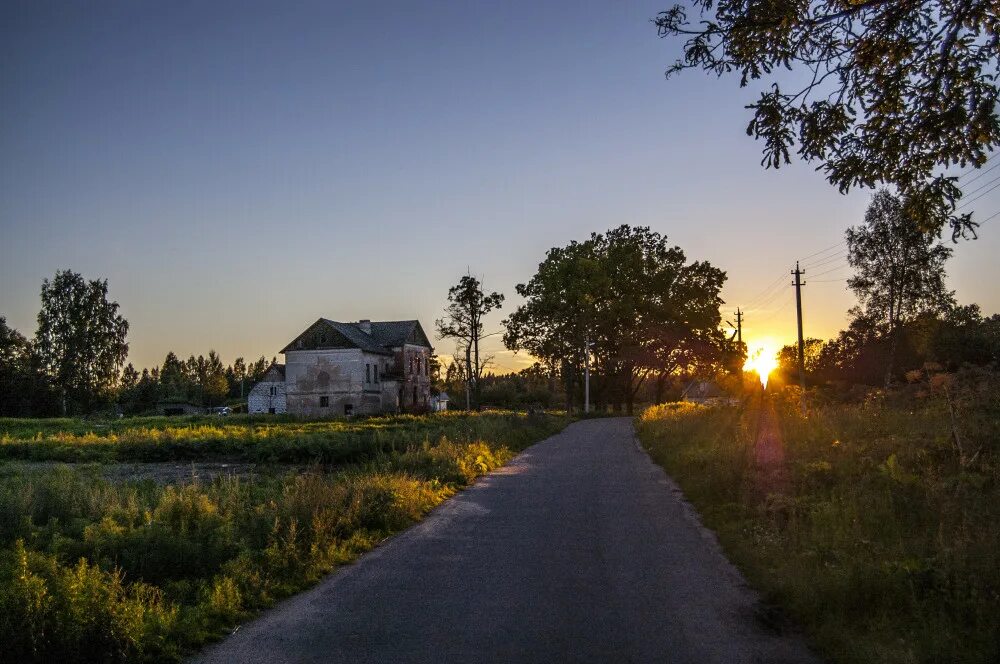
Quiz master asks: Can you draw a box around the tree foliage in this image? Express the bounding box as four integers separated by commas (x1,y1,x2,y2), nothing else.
34,270,129,414
435,275,504,408
503,225,731,412
655,0,999,238
847,190,955,384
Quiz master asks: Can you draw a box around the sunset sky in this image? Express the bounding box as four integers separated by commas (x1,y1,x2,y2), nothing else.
2,0,998,372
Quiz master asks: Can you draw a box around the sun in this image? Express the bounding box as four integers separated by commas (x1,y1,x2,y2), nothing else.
744,343,779,389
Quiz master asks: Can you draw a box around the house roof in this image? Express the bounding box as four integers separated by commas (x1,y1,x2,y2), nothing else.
281,319,432,355
264,363,285,379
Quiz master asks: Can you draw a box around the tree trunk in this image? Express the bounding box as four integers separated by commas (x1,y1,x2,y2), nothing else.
883,325,900,389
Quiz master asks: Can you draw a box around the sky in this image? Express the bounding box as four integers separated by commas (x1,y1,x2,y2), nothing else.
2,0,998,372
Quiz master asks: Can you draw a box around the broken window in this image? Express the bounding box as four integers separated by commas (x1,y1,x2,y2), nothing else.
319,396,329,407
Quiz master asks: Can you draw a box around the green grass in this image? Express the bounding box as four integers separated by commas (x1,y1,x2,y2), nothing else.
0,411,570,662
0,411,561,464
636,387,1000,664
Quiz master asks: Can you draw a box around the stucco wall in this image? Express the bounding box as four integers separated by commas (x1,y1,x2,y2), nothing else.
248,381,287,414
285,349,392,417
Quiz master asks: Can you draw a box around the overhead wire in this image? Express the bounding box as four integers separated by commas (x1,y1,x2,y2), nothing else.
957,179,1000,210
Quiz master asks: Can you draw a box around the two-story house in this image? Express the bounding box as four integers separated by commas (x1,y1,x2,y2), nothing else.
278,318,433,416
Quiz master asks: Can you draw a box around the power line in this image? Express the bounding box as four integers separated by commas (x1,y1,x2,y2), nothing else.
957,179,1000,210
802,249,849,270
961,159,1000,186
961,173,1000,199
809,264,850,279
976,209,1000,224
956,152,996,179
799,241,846,262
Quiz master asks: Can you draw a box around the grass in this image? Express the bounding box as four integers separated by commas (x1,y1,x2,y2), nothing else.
0,411,559,464
635,382,1000,664
0,411,570,662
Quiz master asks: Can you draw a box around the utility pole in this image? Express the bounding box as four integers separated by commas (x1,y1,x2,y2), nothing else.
734,308,743,345
583,338,591,414
792,261,807,412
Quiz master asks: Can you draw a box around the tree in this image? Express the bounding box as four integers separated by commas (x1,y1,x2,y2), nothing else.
847,190,955,386
160,351,187,399
34,270,129,414
655,1,999,238
435,275,504,409
504,225,729,413
0,317,31,415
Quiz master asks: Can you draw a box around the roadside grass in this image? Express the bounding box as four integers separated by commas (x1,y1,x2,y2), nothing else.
635,386,1000,664
0,412,570,662
0,411,558,464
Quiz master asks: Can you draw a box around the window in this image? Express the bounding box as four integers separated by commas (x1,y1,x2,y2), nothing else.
374,364,379,383
417,357,421,375
319,396,329,408
412,385,417,405
268,408,275,414
366,363,371,384
344,403,353,416
269,385,277,396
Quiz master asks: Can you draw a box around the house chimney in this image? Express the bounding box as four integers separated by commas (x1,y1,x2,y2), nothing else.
358,319,372,334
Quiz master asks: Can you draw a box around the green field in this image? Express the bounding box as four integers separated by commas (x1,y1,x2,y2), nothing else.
636,385,1000,664
0,411,570,663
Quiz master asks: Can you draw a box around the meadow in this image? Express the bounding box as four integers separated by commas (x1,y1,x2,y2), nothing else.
0,411,570,662
636,373,1000,664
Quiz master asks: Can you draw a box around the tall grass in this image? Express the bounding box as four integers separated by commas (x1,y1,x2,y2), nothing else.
636,386,1000,664
0,411,558,464
0,413,569,662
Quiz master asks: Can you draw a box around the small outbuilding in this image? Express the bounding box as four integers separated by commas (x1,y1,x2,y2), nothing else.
430,391,449,412
248,363,287,414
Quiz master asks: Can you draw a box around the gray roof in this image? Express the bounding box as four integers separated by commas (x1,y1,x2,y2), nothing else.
322,320,394,355
283,319,432,356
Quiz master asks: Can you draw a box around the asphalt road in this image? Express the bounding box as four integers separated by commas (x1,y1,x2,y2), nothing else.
193,417,818,664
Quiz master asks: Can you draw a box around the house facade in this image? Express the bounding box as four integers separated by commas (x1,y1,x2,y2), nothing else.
278,319,433,417
247,363,287,414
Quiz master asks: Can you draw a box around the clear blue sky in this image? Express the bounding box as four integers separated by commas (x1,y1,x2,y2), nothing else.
2,0,998,370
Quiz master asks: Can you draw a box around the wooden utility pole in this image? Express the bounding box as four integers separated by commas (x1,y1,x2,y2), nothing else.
792,261,807,411
734,308,743,345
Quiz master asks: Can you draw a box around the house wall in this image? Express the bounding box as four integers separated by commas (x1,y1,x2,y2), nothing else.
284,348,392,417
393,343,432,412
248,381,287,414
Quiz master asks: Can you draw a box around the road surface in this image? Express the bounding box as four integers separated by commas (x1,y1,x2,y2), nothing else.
193,417,817,664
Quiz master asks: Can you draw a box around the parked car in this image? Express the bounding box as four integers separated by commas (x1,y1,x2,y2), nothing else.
210,406,231,416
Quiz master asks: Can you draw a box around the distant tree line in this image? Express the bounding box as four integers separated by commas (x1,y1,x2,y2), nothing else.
0,269,274,417
116,351,275,415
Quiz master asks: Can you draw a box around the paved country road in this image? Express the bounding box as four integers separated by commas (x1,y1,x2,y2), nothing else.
193,418,818,664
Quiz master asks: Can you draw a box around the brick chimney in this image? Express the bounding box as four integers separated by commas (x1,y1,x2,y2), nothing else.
358,319,372,334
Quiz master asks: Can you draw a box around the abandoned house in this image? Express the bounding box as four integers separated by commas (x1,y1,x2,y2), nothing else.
247,363,287,414
274,318,433,417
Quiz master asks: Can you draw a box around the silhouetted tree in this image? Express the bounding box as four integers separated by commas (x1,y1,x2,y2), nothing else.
655,1,999,238
504,225,728,413
34,270,129,414
436,275,504,409
847,190,954,386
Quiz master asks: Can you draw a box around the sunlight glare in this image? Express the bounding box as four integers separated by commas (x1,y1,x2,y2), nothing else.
744,344,778,389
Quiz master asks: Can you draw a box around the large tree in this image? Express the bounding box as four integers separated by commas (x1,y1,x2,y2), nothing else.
0,317,32,416
34,270,129,414
435,275,505,409
504,225,729,413
655,1,999,238
847,190,955,386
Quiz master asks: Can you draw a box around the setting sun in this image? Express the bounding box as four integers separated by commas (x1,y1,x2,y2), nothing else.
744,344,779,389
